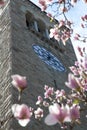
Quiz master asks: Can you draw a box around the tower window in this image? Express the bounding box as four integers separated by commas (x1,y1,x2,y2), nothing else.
25,11,38,31
37,19,48,38
25,11,50,39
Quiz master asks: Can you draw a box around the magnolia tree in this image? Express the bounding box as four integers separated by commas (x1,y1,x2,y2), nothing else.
38,0,87,45
0,0,87,130
8,50,87,129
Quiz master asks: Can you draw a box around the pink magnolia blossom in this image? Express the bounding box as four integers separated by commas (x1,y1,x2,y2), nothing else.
49,28,58,38
60,7,68,13
83,0,87,3
34,107,43,119
47,13,52,18
36,96,43,105
39,0,46,6
11,74,27,92
71,0,77,5
74,36,79,40
45,103,71,125
65,73,81,91
49,27,60,41
39,0,52,5
81,14,87,21
69,66,79,76
43,101,49,107
11,104,32,127
58,20,65,28
41,5,47,11
84,14,87,20
39,0,47,11
44,85,49,90
58,0,64,3
39,0,52,11
77,46,84,57
49,23,71,45
81,23,85,28
70,105,80,121
75,61,79,66
83,55,87,70
74,34,80,41
55,89,65,101
44,87,54,98
0,0,4,5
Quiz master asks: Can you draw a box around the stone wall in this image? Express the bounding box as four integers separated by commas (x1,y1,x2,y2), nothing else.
0,1,12,130
10,1,76,130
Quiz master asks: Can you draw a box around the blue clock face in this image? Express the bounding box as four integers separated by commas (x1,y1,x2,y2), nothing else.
32,45,66,72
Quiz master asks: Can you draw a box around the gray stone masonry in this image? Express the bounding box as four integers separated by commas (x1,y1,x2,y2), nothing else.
0,0,87,130
0,1,12,130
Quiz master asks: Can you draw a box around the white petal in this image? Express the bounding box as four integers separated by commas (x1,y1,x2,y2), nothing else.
64,116,71,122
11,104,19,114
49,103,60,114
11,104,22,117
49,33,53,38
11,80,18,87
45,114,58,125
18,119,30,127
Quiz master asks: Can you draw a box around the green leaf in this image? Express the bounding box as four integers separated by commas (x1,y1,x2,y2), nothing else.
73,99,80,104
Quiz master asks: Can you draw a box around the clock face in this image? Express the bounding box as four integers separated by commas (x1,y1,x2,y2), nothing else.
32,45,66,72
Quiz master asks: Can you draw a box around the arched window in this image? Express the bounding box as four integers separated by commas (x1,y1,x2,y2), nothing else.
37,19,49,38
25,11,38,31
25,12,50,39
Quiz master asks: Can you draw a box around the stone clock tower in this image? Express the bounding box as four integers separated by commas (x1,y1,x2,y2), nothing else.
0,0,83,130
